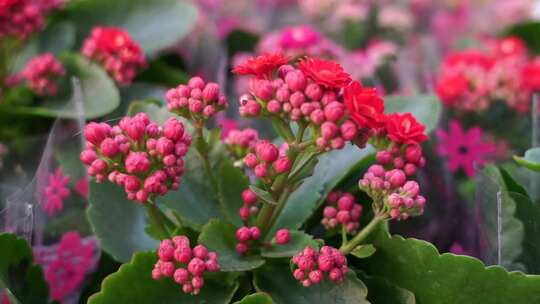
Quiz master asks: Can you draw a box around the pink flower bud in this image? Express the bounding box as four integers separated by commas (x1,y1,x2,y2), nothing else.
403,180,420,197
330,137,345,150
255,163,268,177
124,175,141,191
173,235,190,247
100,138,119,157
239,207,250,220
368,165,385,177
327,192,340,203
317,254,334,272
405,144,422,163
323,206,337,218
192,276,204,289
321,122,338,140
205,258,219,272
275,229,291,244
80,149,97,165
404,163,416,176
324,102,345,122
152,266,162,280
267,99,281,113
135,189,149,202
236,242,248,254
308,270,323,284
336,210,350,223
174,246,192,264
235,227,251,242
387,169,406,188
163,118,185,141
328,268,343,282
84,122,111,145
273,157,292,173
187,258,206,276
276,87,291,102
91,159,108,173
416,195,426,208
242,189,258,205
253,79,274,101
249,226,261,240
156,137,174,156
340,121,358,140
393,157,405,169
193,245,208,259
321,91,337,105
203,105,216,117
189,98,203,113
293,269,305,280
285,70,306,91
244,153,258,168
305,83,322,100
246,100,262,116
188,76,205,89
158,240,174,261
390,209,401,219
337,194,354,211
160,261,175,277
376,151,392,165
300,102,314,115
256,141,279,163
125,151,151,174
297,256,314,271
174,268,189,284
202,83,219,101
182,283,193,294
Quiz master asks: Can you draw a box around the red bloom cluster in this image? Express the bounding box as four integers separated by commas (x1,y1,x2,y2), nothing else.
80,113,191,203
234,226,261,255
292,246,348,287
321,191,363,234
18,53,65,96
233,52,290,79
244,140,292,182
0,0,45,39
435,36,536,113
234,54,428,150
81,26,147,85
152,236,219,295
166,76,228,124
359,165,426,220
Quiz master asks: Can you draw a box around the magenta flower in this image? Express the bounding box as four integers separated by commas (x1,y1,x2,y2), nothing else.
75,177,89,199
436,120,496,177
40,168,71,216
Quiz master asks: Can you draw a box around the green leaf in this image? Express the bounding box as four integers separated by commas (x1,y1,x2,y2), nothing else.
253,261,369,304
0,233,48,304
384,94,442,133
87,181,159,262
198,220,265,272
233,293,274,304
350,244,376,259
7,53,120,119
136,59,189,86
218,160,250,226
270,144,375,236
514,148,540,173
356,272,416,304
499,167,540,274
261,231,318,258
87,251,238,304
358,231,540,304
61,0,198,55
249,186,277,206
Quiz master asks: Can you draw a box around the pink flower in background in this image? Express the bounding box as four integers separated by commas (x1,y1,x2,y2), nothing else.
40,168,70,216
34,232,97,302
436,120,497,177
449,242,470,255
216,116,240,139
280,25,321,49
75,177,89,199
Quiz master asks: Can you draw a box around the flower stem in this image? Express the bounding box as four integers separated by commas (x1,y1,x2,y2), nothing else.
340,214,386,255
145,200,171,240
341,225,348,247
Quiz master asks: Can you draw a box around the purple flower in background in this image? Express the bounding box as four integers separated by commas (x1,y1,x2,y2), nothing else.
40,168,70,216
436,120,496,177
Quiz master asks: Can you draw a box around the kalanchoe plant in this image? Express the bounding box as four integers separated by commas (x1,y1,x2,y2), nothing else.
74,53,540,304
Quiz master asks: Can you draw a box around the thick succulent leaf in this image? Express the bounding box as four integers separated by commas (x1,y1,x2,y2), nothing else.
198,220,265,272
61,0,198,55
350,244,376,259
384,94,442,132
87,181,159,262
260,231,318,258
233,293,274,304
87,252,238,304
253,261,370,304
356,271,416,304
514,148,540,173
358,231,540,304
0,233,48,304
499,167,540,274
270,144,374,236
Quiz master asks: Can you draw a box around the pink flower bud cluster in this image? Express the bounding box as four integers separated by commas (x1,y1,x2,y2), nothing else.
292,246,348,287
238,65,362,151
152,236,219,295
0,0,45,39
80,113,191,203
243,140,292,182
235,226,261,255
81,26,147,85
375,143,425,176
274,228,291,245
359,165,426,220
224,128,259,159
166,76,228,123
18,53,65,96
321,191,363,234
239,189,260,221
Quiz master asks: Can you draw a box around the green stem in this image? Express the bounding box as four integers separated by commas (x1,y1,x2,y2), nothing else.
145,201,171,240
296,123,307,144
341,225,348,247
340,214,386,254
264,188,292,236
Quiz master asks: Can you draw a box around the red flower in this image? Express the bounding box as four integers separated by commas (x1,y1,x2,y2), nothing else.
344,80,385,129
435,74,468,106
385,113,427,145
298,57,351,88
522,61,540,92
232,52,290,79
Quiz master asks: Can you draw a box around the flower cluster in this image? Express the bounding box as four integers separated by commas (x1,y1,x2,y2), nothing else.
292,246,348,287
166,76,228,125
33,232,97,302
359,165,425,220
80,113,191,203
17,53,65,96
273,228,291,245
244,140,292,181
375,143,426,176
40,168,70,216
81,26,147,85
224,127,259,160
234,226,261,254
0,0,44,39
435,37,536,113
152,236,219,295
321,191,363,234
